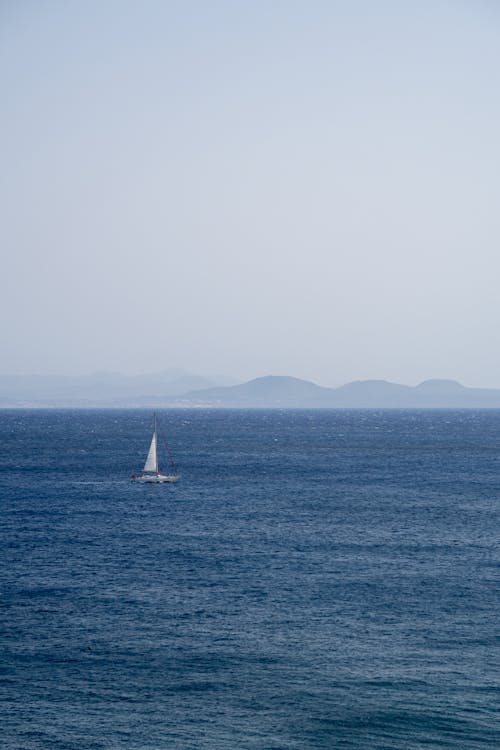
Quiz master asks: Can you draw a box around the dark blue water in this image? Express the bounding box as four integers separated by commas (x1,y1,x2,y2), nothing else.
1,409,499,749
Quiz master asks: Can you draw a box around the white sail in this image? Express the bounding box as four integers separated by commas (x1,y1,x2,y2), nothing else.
143,430,158,473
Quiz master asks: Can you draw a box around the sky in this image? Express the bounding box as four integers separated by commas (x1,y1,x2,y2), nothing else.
1,0,500,387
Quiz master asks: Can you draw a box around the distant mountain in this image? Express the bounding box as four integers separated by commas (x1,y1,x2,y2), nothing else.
0,370,238,407
180,376,500,408
3,372,500,408
182,376,334,407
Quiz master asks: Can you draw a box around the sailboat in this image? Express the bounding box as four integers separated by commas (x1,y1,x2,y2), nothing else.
131,414,180,483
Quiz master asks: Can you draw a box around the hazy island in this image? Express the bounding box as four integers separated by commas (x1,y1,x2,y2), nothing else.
2,371,500,409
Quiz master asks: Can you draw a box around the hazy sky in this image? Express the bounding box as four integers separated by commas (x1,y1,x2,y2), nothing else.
2,1,500,386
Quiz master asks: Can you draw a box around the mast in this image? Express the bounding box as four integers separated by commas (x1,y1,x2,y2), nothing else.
154,413,158,474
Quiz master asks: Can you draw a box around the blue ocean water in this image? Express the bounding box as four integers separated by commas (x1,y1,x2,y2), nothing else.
0,408,499,749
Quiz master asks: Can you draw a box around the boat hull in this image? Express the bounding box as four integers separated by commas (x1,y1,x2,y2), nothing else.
132,473,180,484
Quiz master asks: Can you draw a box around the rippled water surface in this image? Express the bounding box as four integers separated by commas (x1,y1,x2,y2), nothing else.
1,409,499,749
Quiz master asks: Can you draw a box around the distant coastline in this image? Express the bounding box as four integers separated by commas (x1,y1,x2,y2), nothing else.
2,372,500,408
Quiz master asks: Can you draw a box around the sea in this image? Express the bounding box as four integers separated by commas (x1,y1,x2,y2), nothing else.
1,409,499,749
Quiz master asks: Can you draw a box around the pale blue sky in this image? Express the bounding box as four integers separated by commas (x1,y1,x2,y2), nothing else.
2,1,500,386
